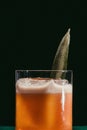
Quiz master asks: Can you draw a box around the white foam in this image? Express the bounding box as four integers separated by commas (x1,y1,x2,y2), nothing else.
16,78,72,93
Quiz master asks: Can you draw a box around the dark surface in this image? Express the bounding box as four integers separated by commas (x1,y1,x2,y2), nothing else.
0,126,87,130
0,0,87,127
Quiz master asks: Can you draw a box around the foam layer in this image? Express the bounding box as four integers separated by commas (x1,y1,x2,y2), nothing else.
16,78,72,93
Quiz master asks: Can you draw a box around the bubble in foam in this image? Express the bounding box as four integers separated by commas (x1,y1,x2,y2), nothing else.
16,78,72,93
54,79,69,85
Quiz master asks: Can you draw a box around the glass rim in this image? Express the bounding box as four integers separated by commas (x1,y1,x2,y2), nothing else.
15,70,73,84
15,70,73,73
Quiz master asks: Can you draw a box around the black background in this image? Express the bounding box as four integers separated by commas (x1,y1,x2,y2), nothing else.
0,0,87,127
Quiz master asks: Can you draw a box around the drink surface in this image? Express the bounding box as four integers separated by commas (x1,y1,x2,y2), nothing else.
16,78,72,130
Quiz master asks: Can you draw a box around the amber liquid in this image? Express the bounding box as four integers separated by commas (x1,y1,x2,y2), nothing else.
16,92,72,130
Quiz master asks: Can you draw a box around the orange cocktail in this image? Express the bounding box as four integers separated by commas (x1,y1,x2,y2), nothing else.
16,77,72,130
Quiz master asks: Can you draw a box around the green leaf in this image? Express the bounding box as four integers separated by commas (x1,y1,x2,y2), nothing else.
50,28,70,79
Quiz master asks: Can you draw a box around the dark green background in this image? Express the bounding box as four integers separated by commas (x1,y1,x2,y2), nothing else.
0,0,87,127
